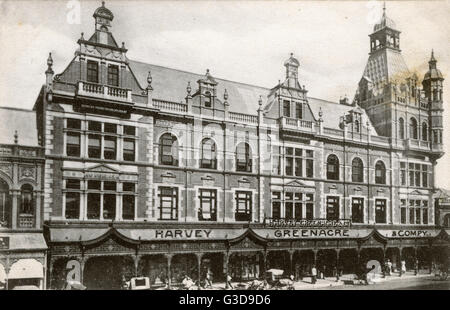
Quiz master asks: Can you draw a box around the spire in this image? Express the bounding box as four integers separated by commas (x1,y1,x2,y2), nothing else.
14,130,18,144
146,71,152,91
46,52,54,74
429,49,437,68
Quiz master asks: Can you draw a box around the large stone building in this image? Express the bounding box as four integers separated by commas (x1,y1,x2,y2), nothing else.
28,3,449,289
0,107,47,290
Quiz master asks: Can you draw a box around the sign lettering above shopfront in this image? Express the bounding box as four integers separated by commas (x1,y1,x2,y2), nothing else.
379,230,436,238
154,229,212,239
265,218,352,228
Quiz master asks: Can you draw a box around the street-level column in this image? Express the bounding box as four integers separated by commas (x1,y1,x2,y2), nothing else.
288,250,295,276
165,254,173,289
10,190,19,229
195,253,203,283
133,254,142,277
80,256,86,284
336,249,340,280
261,250,268,278
313,249,318,266
399,247,403,277
428,245,433,274
224,251,230,289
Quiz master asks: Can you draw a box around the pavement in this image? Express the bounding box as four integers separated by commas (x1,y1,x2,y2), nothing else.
205,270,438,290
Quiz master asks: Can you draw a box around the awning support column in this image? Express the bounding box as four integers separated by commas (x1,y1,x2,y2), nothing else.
165,254,173,289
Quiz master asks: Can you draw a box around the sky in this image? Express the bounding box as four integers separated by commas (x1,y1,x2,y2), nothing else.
0,0,449,188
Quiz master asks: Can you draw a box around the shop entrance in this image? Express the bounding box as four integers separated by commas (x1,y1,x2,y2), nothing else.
267,250,290,275
229,251,263,281
293,250,314,280
402,247,416,270
338,249,358,274
386,247,400,271
83,256,134,290
171,254,198,285
359,248,384,275
201,253,225,283
137,255,167,288
316,249,337,277
417,246,431,271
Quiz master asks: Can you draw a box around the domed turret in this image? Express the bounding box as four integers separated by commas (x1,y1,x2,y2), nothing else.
423,50,444,81
93,1,114,31
373,5,397,32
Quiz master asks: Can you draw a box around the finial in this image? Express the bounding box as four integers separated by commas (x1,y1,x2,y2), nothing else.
147,71,152,89
383,1,386,15
430,49,436,61
290,52,293,58
318,107,323,118
14,130,18,144
47,52,53,68
258,95,263,106
224,89,228,101
186,82,192,95
122,42,125,49
102,1,105,7
366,120,370,128
80,32,84,40
206,69,210,76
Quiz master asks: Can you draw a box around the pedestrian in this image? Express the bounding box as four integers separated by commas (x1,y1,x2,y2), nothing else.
226,274,233,289
400,260,406,277
387,259,392,276
205,268,213,288
311,265,317,284
414,259,419,276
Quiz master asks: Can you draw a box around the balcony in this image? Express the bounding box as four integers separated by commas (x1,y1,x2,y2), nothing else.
77,81,132,103
229,112,258,124
280,117,315,133
152,99,187,113
406,139,430,151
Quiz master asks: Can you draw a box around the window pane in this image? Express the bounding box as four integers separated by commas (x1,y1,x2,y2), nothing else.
65,192,80,219
67,118,81,129
87,61,98,83
122,195,135,220
87,193,100,219
104,123,117,133
123,183,135,192
88,121,101,132
66,133,80,157
124,126,136,136
88,135,101,158
123,139,135,161
103,194,116,220
88,180,101,190
107,65,119,87
104,136,116,160
66,179,80,189
104,181,116,191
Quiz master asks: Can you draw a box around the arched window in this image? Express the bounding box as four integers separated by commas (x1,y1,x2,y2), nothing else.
422,122,428,141
236,142,252,172
375,161,386,185
398,118,405,139
159,133,179,166
326,154,339,180
354,120,360,133
0,179,10,228
352,157,364,183
409,117,418,140
200,138,217,169
20,184,34,215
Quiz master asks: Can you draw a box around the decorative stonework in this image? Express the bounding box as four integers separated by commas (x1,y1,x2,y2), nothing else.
0,164,12,178
19,165,36,180
19,149,37,157
0,147,12,156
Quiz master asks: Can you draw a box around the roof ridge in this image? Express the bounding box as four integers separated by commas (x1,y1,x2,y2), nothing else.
128,59,271,91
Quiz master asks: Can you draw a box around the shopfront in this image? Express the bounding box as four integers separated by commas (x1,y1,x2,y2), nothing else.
46,224,449,289
0,233,47,290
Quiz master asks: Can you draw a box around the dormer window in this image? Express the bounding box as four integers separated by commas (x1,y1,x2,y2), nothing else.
295,102,303,119
204,91,212,108
107,64,119,87
87,60,99,83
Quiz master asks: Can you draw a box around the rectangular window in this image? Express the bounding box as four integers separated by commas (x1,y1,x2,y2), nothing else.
123,139,135,161
409,163,415,186
414,164,421,187
400,199,407,224
351,197,364,223
272,146,281,175
272,191,281,219
103,194,116,220
87,60,99,83
409,200,415,224
67,118,81,129
122,182,135,220
285,147,304,177
283,100,290,117
198,189,217,221
400,162,406,186
422,165,428,188
326,196,339,221
295,102,302,119
104,136,116,160
285,192,294,220
415,208,421,224
104,123,117,134
235,191,252,222
305,194,314,220
88,134,101,158
422,205,428,225
294,192,302,220
123,125,136,136
107,64,119,87
306,150,314,178
159,187,178,220
375,199,386,223
88,121,101,132
66,132,81,157
65,179,80,220
87,193,101,220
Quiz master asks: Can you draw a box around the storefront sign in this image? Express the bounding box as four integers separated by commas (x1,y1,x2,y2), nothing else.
265,218,351,228
85,171,120,181
379,229,437,238
253,228,369,239
0,236,10,249
154,229,212,239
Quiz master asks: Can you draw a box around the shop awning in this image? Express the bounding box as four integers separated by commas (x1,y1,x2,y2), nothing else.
49,228,109,242
0,233,47,251
8,259,44,279
117,228,247,241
